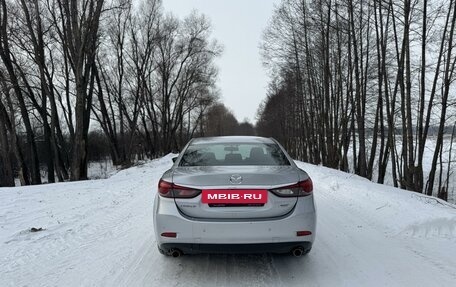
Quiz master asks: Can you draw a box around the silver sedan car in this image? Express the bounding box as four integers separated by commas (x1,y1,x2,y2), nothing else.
153,136,316,257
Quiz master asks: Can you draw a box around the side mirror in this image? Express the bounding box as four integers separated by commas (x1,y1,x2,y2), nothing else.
172,156,178,163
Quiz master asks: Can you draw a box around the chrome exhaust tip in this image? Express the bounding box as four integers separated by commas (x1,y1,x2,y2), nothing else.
169,249,183,258
291,247,304,257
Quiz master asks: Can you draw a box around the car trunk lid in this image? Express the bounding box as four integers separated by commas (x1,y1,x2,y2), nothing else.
172,166,299,219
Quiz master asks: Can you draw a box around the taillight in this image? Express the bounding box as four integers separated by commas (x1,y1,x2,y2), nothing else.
270,178,313,197
297,231,312,236
158,179,201,198
158,179,173,197
161,232,177,238
299,178,313,193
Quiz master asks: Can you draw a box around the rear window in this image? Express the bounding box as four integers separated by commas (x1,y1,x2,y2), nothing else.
179,142,291,166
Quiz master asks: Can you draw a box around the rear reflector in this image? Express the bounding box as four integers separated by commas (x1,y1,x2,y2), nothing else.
297,231,312,237
161,232,177,238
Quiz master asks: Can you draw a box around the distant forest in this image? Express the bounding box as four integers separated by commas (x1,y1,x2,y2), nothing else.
0,0,253,187
1,0,456,202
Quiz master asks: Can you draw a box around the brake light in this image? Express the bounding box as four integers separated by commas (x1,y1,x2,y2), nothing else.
158,179,173,197
299,178,313,193
158,179,201,198
270,178,313,197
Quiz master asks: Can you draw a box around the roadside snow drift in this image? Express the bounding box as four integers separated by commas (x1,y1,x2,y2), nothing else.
1,155,456,287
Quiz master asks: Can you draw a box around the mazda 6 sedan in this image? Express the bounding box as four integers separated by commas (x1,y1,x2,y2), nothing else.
153,136,316,257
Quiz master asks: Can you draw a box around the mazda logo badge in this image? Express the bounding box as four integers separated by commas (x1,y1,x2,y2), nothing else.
229,174,243,184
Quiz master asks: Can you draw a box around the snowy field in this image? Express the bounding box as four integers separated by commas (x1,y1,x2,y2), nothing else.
1,154,456,286
346,137,456,203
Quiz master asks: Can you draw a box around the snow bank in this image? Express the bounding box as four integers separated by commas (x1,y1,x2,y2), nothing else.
298,162,456,239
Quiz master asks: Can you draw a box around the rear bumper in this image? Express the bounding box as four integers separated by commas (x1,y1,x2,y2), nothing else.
153,194,316,247
159,241,312,255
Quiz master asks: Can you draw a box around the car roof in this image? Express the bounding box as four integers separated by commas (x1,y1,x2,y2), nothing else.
190,136,275,145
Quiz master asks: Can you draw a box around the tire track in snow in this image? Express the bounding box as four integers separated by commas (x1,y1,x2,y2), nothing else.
0,158,168,287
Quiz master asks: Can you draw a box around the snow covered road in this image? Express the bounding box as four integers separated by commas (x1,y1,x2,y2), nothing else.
1,155,456,286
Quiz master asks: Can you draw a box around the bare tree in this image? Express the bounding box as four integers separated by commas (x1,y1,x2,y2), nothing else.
0,0,41,184
53,0,104,180
0,0,222,185
259,0,456,201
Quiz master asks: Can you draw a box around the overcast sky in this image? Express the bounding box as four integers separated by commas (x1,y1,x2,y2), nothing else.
162,0,281,123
